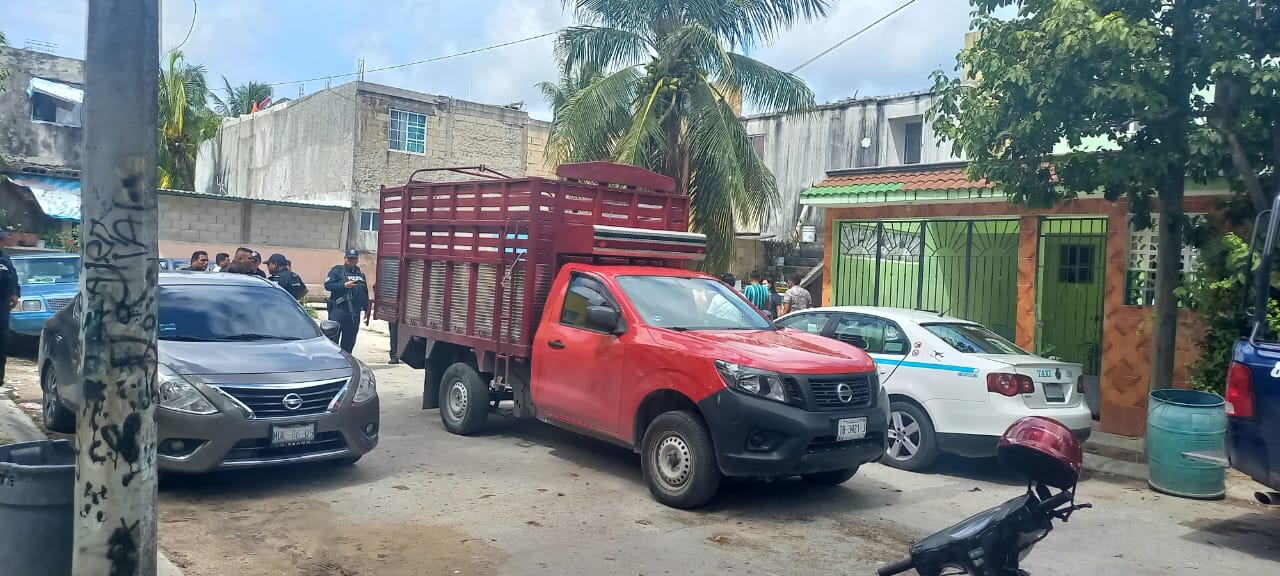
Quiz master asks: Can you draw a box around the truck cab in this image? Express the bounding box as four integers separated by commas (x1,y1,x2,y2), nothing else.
376,162,888,509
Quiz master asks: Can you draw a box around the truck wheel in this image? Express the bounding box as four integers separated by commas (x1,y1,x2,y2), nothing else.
883,401,940,471
640,410,722,510
439,363,489,435
801,467,858,486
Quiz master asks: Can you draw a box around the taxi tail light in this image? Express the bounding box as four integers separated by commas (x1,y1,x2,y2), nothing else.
987,373,1034,397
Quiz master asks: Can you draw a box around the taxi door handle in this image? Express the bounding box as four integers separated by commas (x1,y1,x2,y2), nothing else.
547,340,566,350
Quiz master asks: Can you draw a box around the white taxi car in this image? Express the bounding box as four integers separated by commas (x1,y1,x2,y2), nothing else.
776,307,1092,471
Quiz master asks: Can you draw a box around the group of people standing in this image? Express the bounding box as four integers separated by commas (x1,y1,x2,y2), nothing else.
722,270,812,320
187,247,308,300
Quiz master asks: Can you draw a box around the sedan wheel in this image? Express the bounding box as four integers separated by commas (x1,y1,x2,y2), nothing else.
41,367,76,433
882,401,939,471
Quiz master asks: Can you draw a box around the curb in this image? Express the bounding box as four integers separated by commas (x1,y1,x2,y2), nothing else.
1,392,186,575
1083,452,1147,481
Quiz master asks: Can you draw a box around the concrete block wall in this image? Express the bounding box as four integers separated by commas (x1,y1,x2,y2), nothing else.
250,202,346,249
0,47,85,171
158,193,242,243
527,119,552,177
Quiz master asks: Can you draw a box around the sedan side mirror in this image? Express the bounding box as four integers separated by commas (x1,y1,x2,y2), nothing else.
319,319,341,341
585,305,621,334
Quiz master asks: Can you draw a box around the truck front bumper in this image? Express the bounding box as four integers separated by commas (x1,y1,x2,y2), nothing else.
696,388,889,478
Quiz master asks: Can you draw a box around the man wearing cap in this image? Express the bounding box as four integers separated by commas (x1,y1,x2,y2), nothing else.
266,253,307,300
0,233,18,384
248,250,268,278
323,249,368,352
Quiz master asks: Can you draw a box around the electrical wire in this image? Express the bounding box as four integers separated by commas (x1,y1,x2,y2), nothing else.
169,0,197,53
267,30,560,88
789,0,922,74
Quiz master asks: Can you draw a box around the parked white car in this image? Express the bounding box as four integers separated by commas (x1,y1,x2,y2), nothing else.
775,306,1092,471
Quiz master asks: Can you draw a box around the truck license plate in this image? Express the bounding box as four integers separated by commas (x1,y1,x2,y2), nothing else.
836,417,867,441
270,423,316,447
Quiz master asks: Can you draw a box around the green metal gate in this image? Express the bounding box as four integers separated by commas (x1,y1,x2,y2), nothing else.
1035,218,1106,375
833,219,1020,340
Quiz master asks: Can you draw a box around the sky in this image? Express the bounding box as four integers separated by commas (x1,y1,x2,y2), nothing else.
0,0,976,120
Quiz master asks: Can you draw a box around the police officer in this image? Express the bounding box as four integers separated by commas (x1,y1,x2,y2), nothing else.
266,253,307,300
324,249,368,352
0,234,20,384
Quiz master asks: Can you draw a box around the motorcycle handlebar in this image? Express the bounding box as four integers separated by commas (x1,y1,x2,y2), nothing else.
1037,490,1075,516
877,558,914,576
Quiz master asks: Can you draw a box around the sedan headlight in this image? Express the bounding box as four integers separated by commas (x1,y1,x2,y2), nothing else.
352,360,377,403
158,364,217,414
715,360,793,405
20,299,43,312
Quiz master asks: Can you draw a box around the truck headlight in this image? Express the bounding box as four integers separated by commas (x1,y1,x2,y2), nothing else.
158,364,217,415
20,299,43,312
352,360,377,403
715,360,793,405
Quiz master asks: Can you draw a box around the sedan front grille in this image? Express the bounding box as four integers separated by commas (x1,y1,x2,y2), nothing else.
795,372,875,411
47,297,73,312
215,379,348,418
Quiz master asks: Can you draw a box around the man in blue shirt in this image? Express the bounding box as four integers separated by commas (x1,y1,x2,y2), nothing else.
743,270,770,312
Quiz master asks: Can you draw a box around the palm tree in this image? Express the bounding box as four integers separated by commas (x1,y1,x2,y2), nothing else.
211,77,274,117
547,0,824,271
158,51,221,190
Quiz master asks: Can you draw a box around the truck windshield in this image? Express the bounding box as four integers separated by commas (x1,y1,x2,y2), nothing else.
616,275,772,331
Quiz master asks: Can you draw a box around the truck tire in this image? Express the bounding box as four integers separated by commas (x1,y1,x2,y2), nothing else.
439,362,489,435
801,467,859,486
640,410,722,510
883,401,940,472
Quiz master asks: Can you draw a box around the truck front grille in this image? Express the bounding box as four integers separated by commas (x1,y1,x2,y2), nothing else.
791,372,875,411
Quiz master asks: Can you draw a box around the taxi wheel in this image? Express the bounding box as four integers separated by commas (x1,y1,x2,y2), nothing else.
641,410,722,510
883,401,940,472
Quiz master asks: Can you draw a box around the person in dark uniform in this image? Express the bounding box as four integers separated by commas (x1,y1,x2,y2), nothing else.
0,235,20,384
248,250,268,279
324,249,368,352
266,253,307,300
367,284,398,364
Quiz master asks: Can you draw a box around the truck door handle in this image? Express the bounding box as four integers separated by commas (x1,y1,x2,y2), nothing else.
548,340,566,350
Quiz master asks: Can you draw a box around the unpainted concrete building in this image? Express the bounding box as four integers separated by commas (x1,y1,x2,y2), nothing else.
742,90,958,241
195,81,550,253
0,46,85,175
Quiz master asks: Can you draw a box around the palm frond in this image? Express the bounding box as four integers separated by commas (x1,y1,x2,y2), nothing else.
546,66,640,167
718,52,814,114
684,0,829,50
614,78,670,166
556,26,653,76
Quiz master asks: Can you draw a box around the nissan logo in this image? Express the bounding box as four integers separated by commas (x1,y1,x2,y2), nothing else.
836,383,855,404
282,393,304,411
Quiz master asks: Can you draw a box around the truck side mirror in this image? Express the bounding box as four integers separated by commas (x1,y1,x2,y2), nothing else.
585,305,621,334
319,319,341,341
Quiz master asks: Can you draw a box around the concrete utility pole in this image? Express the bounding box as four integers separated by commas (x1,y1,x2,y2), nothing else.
74,1,161,575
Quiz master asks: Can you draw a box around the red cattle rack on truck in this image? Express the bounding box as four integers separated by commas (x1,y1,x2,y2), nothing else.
374,162,706,361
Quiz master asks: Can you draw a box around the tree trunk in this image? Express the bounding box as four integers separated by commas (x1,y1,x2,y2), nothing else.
1149,180,1185,393
74,1,161,575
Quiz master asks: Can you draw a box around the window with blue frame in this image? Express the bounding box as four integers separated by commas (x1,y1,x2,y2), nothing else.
388,109,426,154
359,210,379,232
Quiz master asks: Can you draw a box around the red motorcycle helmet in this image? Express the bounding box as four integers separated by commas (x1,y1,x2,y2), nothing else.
997,416,1084,490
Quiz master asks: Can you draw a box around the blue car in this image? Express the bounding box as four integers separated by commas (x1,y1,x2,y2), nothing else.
9,253,79,336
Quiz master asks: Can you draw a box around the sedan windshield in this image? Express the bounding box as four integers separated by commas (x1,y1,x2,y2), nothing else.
13,256,80,285
922,322,1027,355
158,284,321,342
616,275,772,331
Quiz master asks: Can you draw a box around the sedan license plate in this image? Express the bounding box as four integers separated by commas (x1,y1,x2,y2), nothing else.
1043,383,1065,402
836,417,867,441
270,423,316,447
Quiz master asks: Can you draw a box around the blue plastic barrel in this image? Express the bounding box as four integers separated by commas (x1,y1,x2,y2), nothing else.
1147,389,1227,499
0,439,75,576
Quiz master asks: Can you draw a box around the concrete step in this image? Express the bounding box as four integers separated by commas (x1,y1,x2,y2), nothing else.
784,256,823,268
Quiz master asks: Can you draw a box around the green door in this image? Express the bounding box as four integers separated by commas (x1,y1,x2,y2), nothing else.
1035,218,1106,374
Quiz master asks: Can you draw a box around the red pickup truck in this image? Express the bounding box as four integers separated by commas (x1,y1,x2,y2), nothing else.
374,162,888,508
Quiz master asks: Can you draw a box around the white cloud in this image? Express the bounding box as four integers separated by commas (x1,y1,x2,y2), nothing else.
750,0,973,104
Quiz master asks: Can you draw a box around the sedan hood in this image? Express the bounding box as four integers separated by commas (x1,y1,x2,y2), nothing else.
664,328,876,373
160,337,353,376
20,281,78,299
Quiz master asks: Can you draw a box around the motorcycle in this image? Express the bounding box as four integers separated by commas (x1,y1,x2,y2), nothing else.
878,417,1092,576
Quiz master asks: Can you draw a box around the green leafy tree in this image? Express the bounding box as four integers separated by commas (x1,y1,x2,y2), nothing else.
158,50,221,190
211,76,274,117
547,0,825,271
930,1,1279,393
